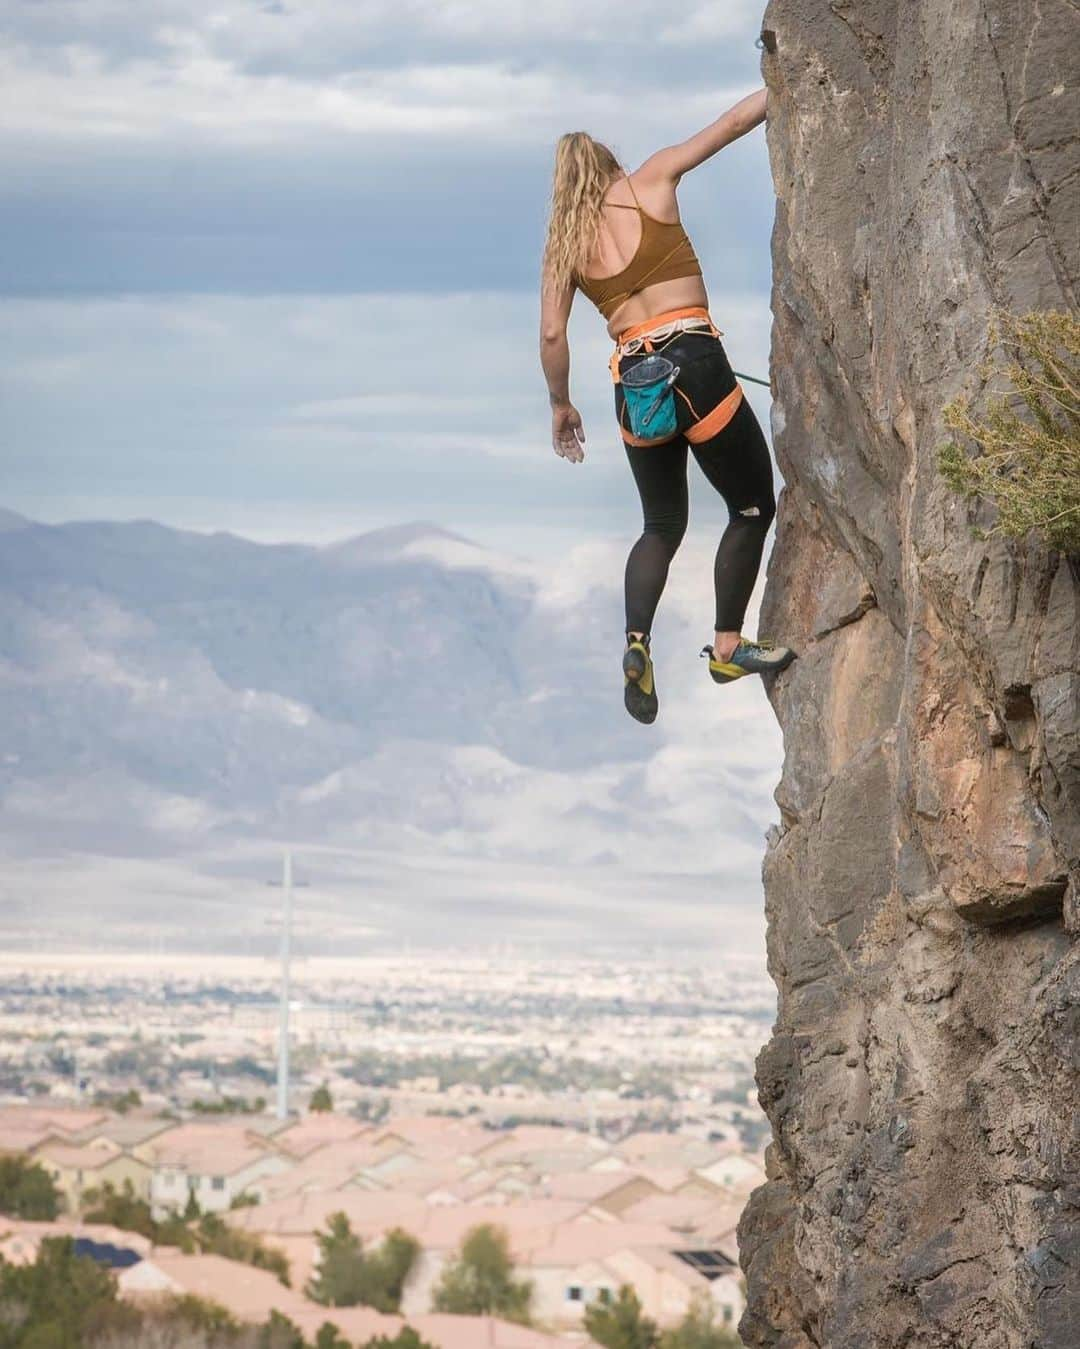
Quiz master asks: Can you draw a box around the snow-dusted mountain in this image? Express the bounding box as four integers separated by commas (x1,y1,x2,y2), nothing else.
0,514,782,954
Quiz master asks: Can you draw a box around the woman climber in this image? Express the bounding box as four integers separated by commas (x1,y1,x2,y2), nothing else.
539,88,796,724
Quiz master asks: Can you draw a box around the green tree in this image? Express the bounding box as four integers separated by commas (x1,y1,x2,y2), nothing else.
0,1155,61,1220
0,1236,117,1346
309,1084,334,1113
159,1292,240,1338
660,1294,742,1348
362,1332,437,1349
585,1285,660,1349
183,1187,201,1221
364,1229,420,1314
306,1216,417,1312
257,1309,307,1349
153,1211,197,1252
314,1324,351,1349
306,1212,368,1307
430,1223,532,1324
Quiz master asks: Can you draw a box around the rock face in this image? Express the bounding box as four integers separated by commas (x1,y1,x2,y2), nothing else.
738,4,1079,1346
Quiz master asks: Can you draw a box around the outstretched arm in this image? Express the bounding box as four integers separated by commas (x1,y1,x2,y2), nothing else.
638,88,767,185
540,273,585,462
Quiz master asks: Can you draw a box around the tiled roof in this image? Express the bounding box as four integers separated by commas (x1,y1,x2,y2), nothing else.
35,1142,133,1171
140,1122,280,1176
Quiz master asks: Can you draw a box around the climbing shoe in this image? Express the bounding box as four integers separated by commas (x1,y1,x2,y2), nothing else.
623,635,658,724
701,636,797,684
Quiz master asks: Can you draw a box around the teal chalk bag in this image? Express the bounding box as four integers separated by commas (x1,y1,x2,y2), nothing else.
621,354,681,444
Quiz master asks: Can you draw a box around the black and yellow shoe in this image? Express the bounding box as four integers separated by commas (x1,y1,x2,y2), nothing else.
701,635,797,684
623,635,658,724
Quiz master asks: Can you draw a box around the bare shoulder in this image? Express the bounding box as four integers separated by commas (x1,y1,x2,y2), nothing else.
626,164,681,224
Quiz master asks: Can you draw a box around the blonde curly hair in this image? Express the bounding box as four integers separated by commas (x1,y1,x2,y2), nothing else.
543,132,622,295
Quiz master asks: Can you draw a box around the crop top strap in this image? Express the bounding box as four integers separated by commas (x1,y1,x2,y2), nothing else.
606,176,643,212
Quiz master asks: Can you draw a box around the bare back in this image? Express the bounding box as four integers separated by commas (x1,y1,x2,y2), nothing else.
581,171,710,337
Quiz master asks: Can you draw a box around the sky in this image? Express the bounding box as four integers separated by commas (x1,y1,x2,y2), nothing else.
1,0,776,554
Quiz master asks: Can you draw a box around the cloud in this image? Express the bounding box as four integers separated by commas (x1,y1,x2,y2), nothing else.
1,289,775,538
0,0,765,147
4,2,766,83
0,1,774,296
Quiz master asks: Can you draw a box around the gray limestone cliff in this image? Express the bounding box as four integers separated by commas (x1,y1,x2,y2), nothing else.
738,3,1079,1346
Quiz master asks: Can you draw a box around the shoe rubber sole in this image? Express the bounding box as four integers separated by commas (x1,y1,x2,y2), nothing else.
623,644,658,724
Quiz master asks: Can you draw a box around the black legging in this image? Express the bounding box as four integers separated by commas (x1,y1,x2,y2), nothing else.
624,395,776,636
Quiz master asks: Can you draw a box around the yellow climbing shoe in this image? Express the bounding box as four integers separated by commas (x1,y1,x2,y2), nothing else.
623,635,658,724
702,635,797,684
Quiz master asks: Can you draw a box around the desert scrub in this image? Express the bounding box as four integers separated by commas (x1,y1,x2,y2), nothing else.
939,310,1080,553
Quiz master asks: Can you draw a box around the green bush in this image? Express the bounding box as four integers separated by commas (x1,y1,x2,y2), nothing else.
0,1236,119,1347
584,1285,659,1349
308,1085,334,1113
306,1215,418,1313
0,1155,61,1221
362,1332,437,1349
940,310,1080,552
80,1183,289,1282
430,1223,531,1324
82,1182,157,1241
195,1214,291,1287
660,1293,743,1347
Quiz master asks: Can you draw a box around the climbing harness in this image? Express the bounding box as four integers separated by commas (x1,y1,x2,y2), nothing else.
610,306,751,447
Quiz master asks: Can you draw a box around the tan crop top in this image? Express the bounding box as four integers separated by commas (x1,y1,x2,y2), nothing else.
575,178,702,321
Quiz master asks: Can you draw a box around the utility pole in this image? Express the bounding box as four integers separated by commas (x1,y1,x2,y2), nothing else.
275,851,293,1121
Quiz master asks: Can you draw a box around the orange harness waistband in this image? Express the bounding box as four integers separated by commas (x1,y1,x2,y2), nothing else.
610,309,743,448
616,305,713,346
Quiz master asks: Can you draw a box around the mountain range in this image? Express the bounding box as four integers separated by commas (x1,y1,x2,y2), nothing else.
0,511,782,955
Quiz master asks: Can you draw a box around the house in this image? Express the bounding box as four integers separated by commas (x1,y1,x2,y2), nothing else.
256,1133,388,1201
511,1219,690,1330
0,1105,110,1155
271,1113,373,1160
604,1245,744,1331
696,1154,767,1194
33,1141,153,1211
135,1122,292,1215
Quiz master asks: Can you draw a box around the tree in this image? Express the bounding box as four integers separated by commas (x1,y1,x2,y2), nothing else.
362,1332,437,1349
306,1215,418,1313
0,1236,118,1346
257,1309,307,1349
0,1155,61,1220
584,1285,660,1349
365,1229,420,1314
660,1295,742,1349
306,1212,368,1307
160,1293,239,1336
314,1324,351,1349
309,1084,334,1113
430,1223,532,1324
